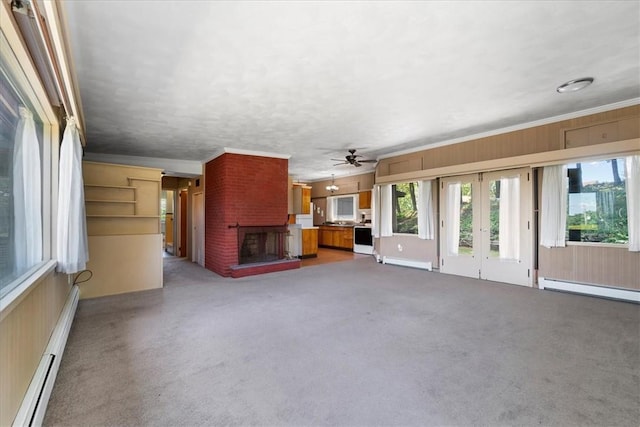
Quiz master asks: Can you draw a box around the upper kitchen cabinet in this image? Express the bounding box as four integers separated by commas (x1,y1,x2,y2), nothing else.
358,190,372,209
292,185,311,214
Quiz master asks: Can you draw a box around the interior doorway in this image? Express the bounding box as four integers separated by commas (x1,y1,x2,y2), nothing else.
179,189,188,257
439,168,532,286
161,190,175,254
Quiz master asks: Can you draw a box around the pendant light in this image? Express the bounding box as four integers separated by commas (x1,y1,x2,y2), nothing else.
326,174,339,193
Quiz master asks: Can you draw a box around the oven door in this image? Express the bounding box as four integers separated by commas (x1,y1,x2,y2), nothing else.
353,226,373,254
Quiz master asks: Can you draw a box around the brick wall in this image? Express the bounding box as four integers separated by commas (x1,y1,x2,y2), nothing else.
204,153,289,276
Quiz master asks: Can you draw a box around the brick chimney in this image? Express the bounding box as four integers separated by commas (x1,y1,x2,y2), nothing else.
204,152,299,277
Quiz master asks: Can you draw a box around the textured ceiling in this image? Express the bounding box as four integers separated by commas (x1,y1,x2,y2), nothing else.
62,1,640,180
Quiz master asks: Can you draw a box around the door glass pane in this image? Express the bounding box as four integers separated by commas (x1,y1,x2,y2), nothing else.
458,182,473,255
489,180,500,257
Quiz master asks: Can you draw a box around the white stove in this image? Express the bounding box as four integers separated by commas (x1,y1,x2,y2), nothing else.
353,225,373,254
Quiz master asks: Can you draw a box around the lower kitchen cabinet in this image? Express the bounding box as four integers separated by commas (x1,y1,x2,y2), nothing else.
301,228,318,257
318,226,353,250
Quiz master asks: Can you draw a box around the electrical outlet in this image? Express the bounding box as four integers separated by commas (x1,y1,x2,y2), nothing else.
397,244,403,252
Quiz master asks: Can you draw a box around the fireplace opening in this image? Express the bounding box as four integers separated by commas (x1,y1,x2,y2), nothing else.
237,226,287,265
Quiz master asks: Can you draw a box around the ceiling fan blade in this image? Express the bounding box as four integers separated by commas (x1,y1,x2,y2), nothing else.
333,162,347,166
330,158,344,161
358,159,377,163
354,161,362,167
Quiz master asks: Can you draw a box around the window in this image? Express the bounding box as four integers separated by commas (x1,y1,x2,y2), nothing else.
566,159,628,244
0,30,52,299
329,195,356,222
392,182,418,234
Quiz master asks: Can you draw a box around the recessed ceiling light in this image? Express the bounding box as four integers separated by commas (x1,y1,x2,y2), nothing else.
556,77,594,93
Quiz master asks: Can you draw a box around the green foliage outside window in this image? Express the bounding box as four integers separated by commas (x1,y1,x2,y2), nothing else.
458,182,473,253
566,160,628,244
392,182,418,234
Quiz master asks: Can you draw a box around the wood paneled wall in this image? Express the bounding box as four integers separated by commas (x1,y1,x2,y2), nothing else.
539,246,639,290
377,105,639,177
0,271,70,426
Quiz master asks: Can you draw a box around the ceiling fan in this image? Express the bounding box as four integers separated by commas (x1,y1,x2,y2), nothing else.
332,149,376,167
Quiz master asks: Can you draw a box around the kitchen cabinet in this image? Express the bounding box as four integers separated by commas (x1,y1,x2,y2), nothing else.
301,228,318,257
318,226,353,250
563,119,632,149
358,190,372,209
292,185,311,214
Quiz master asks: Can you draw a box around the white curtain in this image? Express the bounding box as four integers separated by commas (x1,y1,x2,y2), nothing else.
625,155,639,252
371,185,380,238
379,184,393,237
56,117,89,273
325,196,335,223
540,165,567,248
446,182,461,255
498,176,520,260
417,180,435,240
13,107,42,272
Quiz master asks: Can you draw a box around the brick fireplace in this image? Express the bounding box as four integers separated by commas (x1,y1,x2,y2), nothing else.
204,152,300,277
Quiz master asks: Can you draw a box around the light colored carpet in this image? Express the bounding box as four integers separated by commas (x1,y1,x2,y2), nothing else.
44,257,639,426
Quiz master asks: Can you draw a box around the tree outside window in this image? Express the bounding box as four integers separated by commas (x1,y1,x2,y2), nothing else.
566,159,628,244
392,182,418,234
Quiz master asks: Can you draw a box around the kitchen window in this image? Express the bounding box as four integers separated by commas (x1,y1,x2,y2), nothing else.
566,159,628,244
328,195,357,222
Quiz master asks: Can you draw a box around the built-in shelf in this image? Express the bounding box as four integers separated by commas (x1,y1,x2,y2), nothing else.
85,184,136,190
127,176,161,183
85,199,137,204
84,163,161,236
87,215,160,218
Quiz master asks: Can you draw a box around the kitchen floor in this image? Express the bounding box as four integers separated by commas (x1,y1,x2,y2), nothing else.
300,247,371,267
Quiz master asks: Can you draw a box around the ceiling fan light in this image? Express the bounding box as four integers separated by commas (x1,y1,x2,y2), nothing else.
556,77,594,93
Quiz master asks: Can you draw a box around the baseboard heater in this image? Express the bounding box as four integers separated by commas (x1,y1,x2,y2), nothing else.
13,285,79,427
539,277,639,303
381,256,432,271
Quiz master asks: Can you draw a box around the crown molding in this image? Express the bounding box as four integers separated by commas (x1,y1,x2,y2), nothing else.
203,147,291,163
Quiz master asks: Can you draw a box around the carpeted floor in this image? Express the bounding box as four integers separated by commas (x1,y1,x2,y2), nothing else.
44,257,639,426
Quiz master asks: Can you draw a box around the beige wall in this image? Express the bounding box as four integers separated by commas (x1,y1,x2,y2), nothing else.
375,105,640,289
0,271,71,426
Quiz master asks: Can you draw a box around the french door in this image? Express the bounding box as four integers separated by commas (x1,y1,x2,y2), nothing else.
439,168,532,286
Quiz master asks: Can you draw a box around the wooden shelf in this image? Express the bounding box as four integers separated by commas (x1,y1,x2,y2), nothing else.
85,199,137,204
85,184,136,190
87,215,160,218
128,176,161,183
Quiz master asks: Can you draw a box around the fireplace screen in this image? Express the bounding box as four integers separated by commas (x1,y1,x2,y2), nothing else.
237,226,287,265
